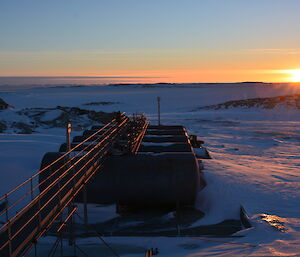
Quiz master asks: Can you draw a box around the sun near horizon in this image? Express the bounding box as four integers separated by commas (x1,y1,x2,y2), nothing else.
281,69,300,83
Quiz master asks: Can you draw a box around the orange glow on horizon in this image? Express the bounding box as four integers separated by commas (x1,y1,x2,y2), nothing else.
2,68,300,84
281,69,300,82
1,48,300,83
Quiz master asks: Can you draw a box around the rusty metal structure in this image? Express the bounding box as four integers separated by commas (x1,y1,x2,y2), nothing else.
0,113,147,257
0,113,201,256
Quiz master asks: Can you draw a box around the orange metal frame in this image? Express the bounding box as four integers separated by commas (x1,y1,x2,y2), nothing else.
0,114,147,257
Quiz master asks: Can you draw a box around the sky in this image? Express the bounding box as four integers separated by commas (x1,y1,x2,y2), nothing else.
0,0,300,83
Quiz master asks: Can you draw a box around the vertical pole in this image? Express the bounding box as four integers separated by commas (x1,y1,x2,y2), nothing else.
82,120,88,229
157,96,161,126
66,122,71,153
66,122,74,246
57,174,63,256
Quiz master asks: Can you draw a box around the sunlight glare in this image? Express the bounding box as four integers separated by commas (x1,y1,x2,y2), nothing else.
285,69,300,82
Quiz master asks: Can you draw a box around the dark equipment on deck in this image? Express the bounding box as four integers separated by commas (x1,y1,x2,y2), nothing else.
71,124,201,211
0,114,205,257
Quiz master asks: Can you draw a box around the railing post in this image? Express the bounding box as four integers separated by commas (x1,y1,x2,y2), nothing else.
66,121,75,246
66,122,71,153
83,124,88,229
57,172,63,256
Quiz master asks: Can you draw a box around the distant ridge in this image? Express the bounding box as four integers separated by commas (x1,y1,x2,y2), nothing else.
240,81,264,84
196,94,300,110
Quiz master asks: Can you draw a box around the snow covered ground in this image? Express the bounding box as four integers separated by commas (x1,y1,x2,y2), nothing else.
0,83,300,256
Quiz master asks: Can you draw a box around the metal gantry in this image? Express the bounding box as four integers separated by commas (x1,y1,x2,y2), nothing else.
0,114,148,257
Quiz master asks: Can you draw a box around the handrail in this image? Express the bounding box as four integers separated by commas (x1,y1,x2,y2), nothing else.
0,116,128,222
0,119,126,220
0,118,129,232
0,113,147,257
0,112,127,202
0,119,112,202
132,121,149,154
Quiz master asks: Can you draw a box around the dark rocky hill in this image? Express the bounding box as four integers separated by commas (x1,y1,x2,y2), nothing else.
0,98,11,110
197,94,300,110
0,105,116,134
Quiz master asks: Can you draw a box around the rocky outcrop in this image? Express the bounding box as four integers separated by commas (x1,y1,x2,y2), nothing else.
197,94,300,110
0,106,117,134
11,122,33,134
0,98,11,110
0,121,7,132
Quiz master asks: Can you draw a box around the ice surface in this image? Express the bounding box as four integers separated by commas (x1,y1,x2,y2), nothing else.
40,109,62,121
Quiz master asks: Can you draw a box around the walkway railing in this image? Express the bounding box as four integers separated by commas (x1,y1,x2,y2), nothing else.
0,114,147,257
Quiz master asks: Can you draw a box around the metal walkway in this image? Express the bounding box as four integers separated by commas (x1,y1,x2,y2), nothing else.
0,114,148,257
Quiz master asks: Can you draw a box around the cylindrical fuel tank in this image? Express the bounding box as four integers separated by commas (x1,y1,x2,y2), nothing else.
146,130,186,136
85,153,200,208
39,152,66,192
143,135,188,143
59,142,99,152
147,125,184,130
39,151,99,194
72,135,107,143
139,142,192,153
83,130,106,138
